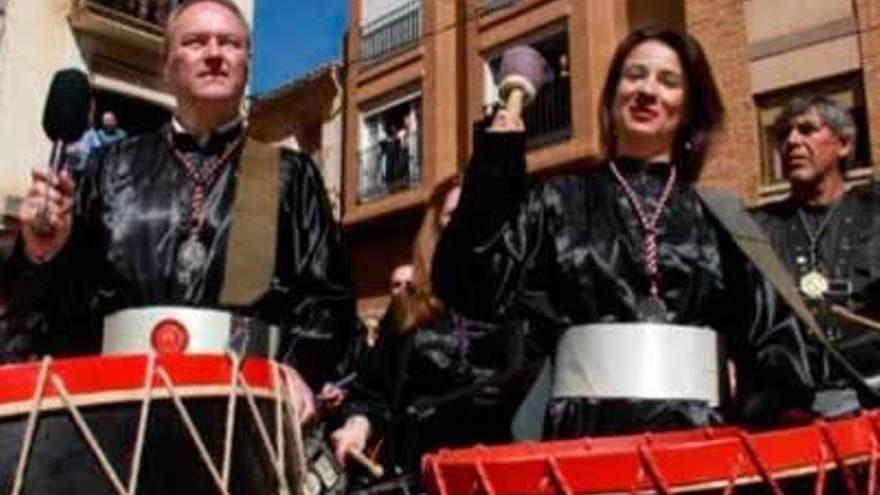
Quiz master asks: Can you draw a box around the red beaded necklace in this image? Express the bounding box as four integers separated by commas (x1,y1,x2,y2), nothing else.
164,126,245,284
608,160,677,321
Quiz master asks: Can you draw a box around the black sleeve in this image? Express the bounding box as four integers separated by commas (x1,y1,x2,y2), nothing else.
432,129,548,321
273,151,357,388
710,228,815,426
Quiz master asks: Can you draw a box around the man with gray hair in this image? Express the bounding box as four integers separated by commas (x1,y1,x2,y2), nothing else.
754,94,880,412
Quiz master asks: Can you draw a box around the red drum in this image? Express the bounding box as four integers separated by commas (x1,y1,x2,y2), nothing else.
423,414,880,494
0,354,343,495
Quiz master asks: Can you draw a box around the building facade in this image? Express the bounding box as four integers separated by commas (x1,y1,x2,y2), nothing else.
249,63,346,219
343,0,880,316
0,0,254,202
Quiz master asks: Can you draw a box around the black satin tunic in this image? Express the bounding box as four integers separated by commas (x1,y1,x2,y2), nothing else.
433,130,815,438
19,124,355,387
753,185,880,388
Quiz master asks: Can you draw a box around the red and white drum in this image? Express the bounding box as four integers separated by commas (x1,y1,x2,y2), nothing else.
423,414,880,494
0,354,342,495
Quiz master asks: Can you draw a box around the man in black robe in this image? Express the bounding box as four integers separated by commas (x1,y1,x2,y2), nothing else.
753,95,880,410
12,0,355,400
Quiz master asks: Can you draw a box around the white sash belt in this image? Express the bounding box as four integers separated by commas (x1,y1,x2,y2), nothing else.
102,306,279,358
553,323,722,405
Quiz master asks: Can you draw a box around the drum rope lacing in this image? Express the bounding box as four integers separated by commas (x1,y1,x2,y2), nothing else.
427,416,880,495
7,354,306,495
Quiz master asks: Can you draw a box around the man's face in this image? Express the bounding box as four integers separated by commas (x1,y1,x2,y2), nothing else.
389,265,413,296
164,2,249,109
101,112,117,131
778,107,851,186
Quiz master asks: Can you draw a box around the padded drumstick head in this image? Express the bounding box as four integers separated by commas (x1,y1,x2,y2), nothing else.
497,45,549,106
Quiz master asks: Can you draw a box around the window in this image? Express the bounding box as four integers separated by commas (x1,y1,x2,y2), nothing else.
755,72,870,188
484,25,572,148
358,94,422,203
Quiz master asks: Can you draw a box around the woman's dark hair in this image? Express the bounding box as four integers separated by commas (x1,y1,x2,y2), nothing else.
598,26,725,183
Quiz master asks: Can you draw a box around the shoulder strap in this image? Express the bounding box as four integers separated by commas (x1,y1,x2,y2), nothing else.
697,186,880,403
219,138,281,306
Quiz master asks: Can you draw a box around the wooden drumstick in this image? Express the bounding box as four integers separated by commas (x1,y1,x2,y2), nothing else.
830,304,880,333
347,448,384,479
505,87,526,122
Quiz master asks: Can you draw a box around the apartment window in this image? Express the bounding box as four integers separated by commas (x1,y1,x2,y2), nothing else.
360,0,422,68
358,94,422,203
756,72,870,188
485,25,572,148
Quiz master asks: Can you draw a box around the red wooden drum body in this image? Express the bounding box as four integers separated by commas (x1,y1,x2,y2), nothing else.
423,414,880,494
0,354,313,495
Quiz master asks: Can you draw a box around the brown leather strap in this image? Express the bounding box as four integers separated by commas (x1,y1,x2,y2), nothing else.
219,138,281,306
697,187,823,336
698,187,880,402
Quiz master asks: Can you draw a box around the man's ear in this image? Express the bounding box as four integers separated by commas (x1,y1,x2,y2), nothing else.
838,134,855,161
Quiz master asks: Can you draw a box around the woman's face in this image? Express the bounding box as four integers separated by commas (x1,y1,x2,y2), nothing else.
612,40,687,158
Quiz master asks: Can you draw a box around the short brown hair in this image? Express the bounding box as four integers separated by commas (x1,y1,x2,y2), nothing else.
598,26,725,183
163,0,251,58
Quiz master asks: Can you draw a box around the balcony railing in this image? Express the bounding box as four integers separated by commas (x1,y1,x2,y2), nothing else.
77,0,179,33
524,76,572,148
360,0,421,68
357,130,422,203
480,0,517,16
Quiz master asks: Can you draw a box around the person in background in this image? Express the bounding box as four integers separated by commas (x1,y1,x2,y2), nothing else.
331,175,540,490
389,263,413,297
753,95,880,415
95,111,128,147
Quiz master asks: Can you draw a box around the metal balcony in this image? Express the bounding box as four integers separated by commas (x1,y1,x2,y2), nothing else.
524,75,572,148
68,0,172,78
360,0,421,68
72,0,179,34
480,0,518,16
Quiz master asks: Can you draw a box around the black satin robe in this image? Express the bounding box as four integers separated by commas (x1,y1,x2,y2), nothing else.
433,130,815,439
753,185,880,389
343,305,540,477
12,124,355,387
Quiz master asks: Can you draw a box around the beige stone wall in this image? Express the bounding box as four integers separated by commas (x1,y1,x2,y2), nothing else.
0,0,87,199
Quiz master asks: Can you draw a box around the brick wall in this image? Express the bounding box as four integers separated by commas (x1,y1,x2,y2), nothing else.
686,0,762,202
855,0,880,170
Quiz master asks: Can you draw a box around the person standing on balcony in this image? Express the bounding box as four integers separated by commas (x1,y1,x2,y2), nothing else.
12,0,356,414
433,26,817,439
753,95,880,415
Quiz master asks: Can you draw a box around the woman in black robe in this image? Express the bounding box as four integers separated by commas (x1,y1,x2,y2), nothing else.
432,26,816,439
330,177,541,485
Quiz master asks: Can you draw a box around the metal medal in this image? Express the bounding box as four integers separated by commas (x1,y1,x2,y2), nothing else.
637,296,668,323
177,236,207,284
799,269,829,300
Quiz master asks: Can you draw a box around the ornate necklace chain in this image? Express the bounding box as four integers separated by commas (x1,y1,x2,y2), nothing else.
796,203,840,268
609,160,677,300
164,127,245,285
164,127,244,239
